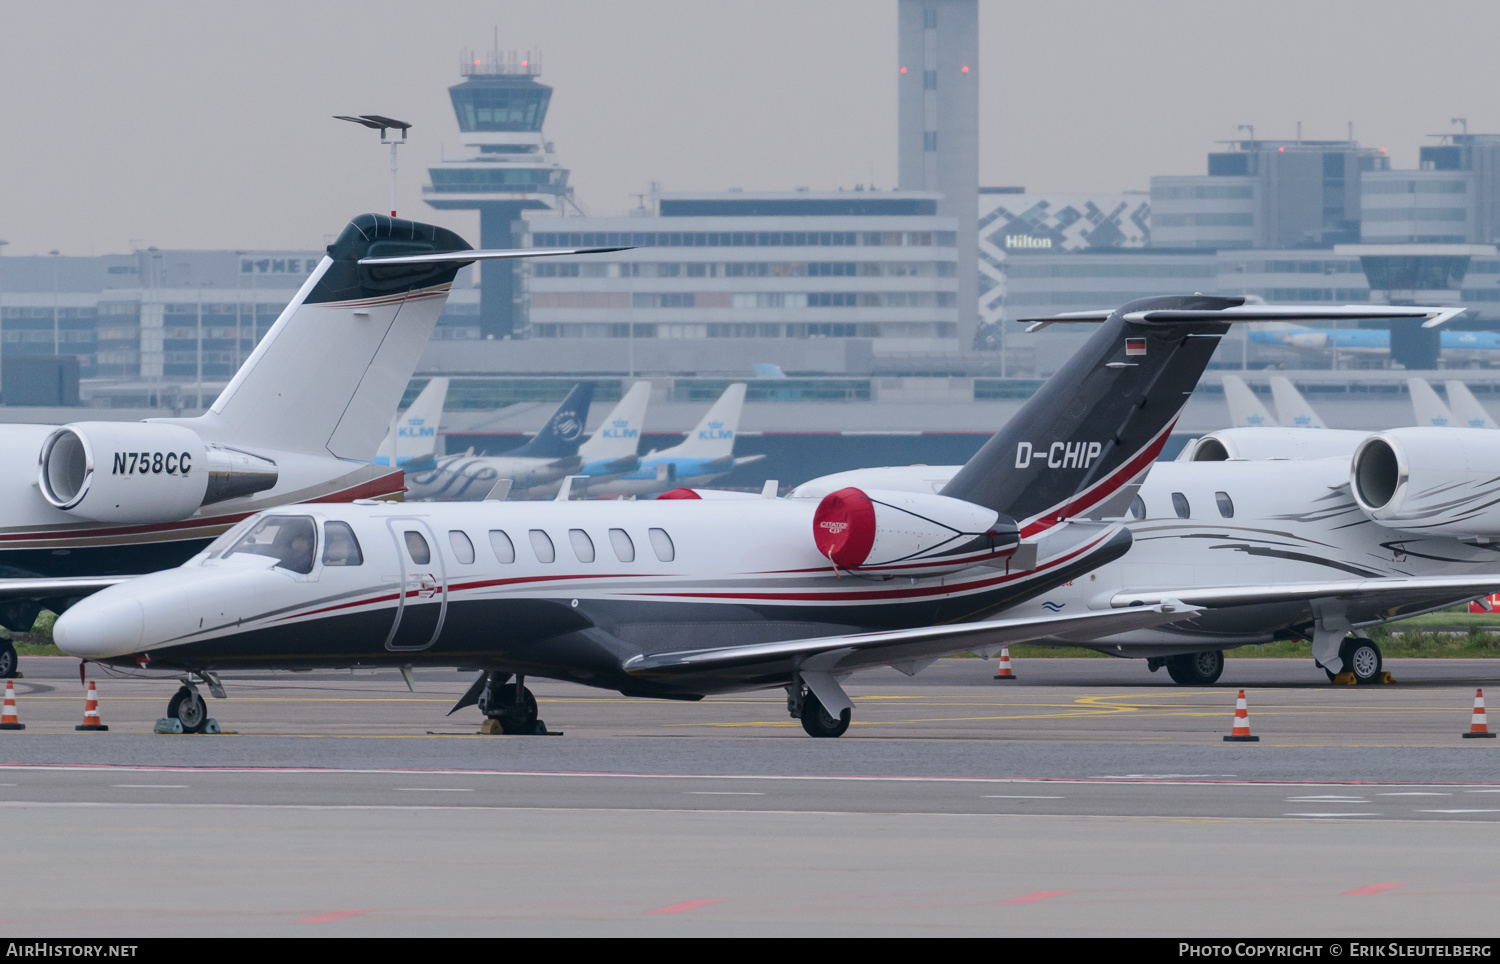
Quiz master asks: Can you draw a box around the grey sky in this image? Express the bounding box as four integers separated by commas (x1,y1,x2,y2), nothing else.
2,0,1498,255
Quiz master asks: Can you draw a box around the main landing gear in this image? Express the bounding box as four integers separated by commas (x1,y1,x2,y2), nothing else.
477,672,549,735
786,670,853,738
0,641,17,679
1324,636,1383,685
1150,650,1224,685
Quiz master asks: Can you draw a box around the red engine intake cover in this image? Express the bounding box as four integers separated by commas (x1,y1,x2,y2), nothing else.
812,487,877,567
656,488,703,500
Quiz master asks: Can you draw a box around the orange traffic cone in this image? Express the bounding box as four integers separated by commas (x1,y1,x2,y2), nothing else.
1223,688,1259,742
993,646,1017,681
1463,688,1496,739
0,679,24,730
75,680,108,732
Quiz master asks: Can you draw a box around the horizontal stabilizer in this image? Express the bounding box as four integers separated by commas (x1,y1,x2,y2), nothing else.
622,602,1197,679
1021,304,1465,329
360,246,631,266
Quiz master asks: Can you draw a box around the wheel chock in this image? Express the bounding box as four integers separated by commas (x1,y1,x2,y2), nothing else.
203,719,222,735
479,718,504,735
1378,671,1396,685
1331,672,1357,686
154,717,184,734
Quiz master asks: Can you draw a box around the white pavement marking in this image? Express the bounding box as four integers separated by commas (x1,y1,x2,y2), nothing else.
1377,792,1451,797
983,795,1065,799
395,788,474,792
111,784,188,789
1286,795,1369,803
1284,813,1382,818
1418,809,1500,814
686,792,766,796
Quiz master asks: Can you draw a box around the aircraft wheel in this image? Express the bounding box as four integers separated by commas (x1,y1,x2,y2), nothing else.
1165,650,1224,685
0,642,17,679
799,692,850,738
167,686,208,734
489,684,538,735
1341,637,1383,685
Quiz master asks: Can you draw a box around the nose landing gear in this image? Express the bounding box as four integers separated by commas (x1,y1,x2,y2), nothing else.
158,672,225,734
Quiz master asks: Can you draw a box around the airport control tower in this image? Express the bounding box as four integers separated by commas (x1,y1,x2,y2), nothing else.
425,49,573,339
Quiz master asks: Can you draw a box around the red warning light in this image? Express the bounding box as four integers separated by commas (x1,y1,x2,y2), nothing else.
474,60,481,66
1381,147,1388,153
1278,146,1285,152
900,66,907,73
961,65,970,73
521,60,528,67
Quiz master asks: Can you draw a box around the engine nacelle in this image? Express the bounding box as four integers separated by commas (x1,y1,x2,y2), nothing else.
1181,427,1369,462
1351,428,1500,539
39,422,278,524
812,487,1017,576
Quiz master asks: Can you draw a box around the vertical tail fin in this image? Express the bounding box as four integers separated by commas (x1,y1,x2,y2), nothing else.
1408,378,1456,427
579,380,651,458
942,296,1236,532
1268,376,1326,429
168,215,471,459
1220,375,1278,428
670,383,747,458
506,382,595,459
376,376,449,465
1443,380,1499,429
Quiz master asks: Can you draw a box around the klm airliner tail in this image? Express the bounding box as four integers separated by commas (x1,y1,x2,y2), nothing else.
375,377,449,467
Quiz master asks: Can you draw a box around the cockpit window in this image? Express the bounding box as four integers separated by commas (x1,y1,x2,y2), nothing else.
322,521,364,566
225,515,317,574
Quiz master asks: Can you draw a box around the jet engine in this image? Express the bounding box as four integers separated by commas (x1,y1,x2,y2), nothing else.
1351,428,1500,538
39,422,278,524
1182,427,1368,462
811,486,1018,576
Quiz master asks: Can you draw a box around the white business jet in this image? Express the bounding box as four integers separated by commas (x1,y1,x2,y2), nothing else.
55,297,1456,734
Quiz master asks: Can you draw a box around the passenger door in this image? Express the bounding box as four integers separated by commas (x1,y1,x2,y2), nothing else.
383,518,448,652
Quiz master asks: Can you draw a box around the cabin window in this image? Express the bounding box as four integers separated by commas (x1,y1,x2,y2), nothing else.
489,530,515,564
1215,491,1235,519
1129,496,1146,520
449,530,476,564
322,521,363,566
530,529,556,563
648,527,675,562
570,529,595,563
609,528,635,562
404,530,431,565
1171,492,1190,519
227,515,317,574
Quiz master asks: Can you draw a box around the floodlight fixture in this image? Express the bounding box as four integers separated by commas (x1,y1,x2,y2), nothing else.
334,114,415,216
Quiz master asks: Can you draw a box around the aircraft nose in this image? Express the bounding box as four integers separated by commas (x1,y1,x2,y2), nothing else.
54,595,145,659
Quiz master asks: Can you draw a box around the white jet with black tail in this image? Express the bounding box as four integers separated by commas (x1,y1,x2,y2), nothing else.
57,296,1401,735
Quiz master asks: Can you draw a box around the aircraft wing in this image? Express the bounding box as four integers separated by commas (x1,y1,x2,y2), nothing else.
1110,574,1500,626
0,576,134,603
621,602,1198,682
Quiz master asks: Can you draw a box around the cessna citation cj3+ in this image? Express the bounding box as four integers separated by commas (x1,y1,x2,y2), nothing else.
0,213,621,678
54,297,1454,735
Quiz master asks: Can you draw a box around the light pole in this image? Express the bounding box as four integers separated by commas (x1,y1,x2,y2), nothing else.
0,239,8,402
334,114,413,217
49,250,60,357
